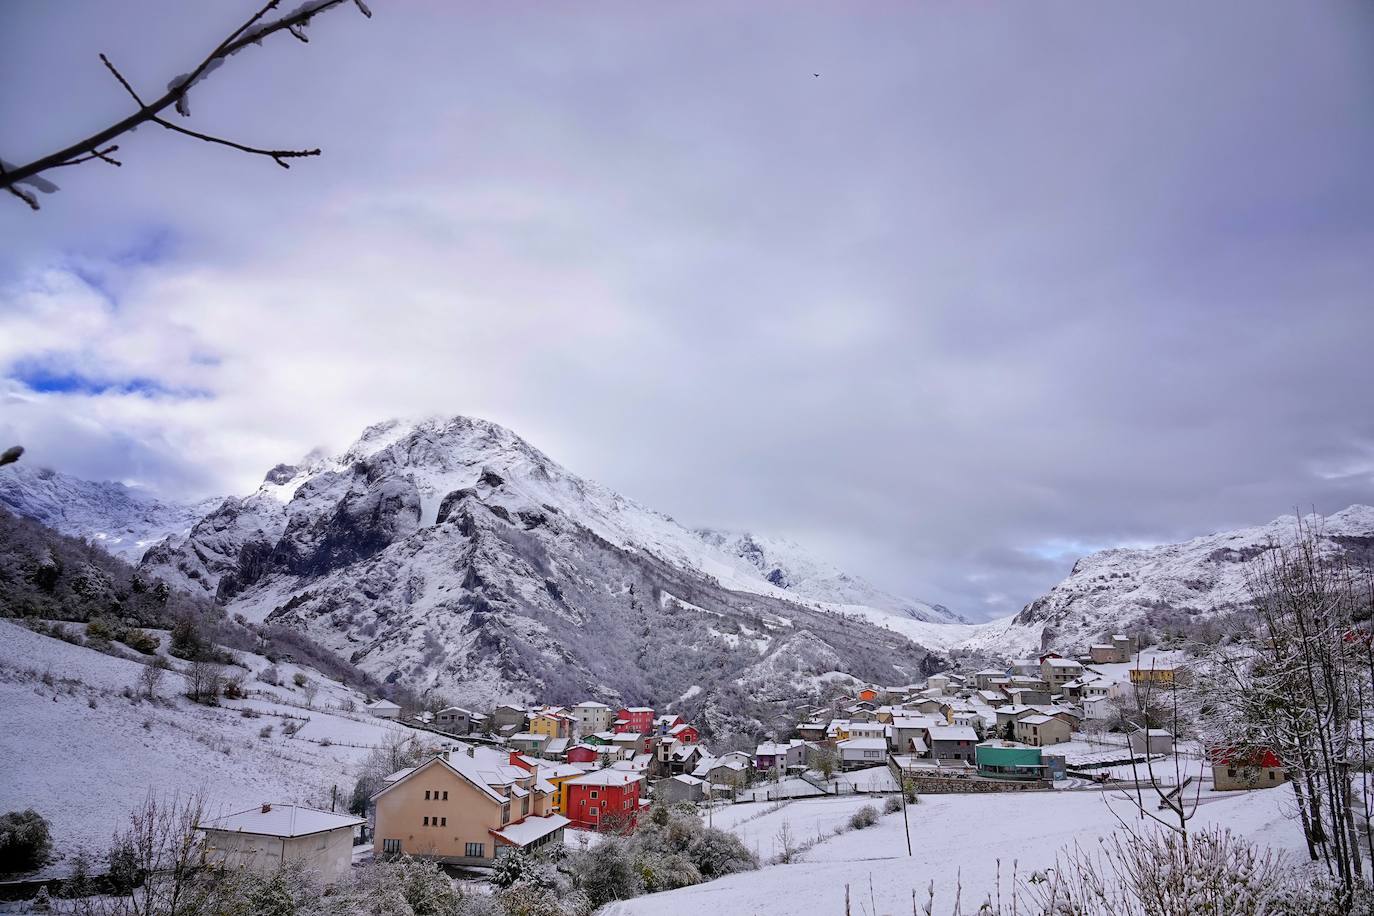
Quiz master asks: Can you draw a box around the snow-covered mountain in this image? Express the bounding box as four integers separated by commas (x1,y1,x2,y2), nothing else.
695,529,965,624
999,506,1374,653
137,416,945,711
0,464,220,563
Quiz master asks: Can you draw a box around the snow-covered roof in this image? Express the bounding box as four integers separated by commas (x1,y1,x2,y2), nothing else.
837,737,887,751
1044,658,1083,668
490,813,570,847
200,804,362,838
928,726,979,742
574,701,610,709
568,768,643,787
366,699,401,710
383,766,416,783
671,774,703,786
623,706,654,713
1018,715,1058,726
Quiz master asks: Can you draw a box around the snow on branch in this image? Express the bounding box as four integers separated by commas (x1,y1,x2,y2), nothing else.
0,0,372,210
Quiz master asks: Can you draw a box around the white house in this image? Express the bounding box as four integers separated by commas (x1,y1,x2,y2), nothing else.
836,737,888,770
365,699,402,719
199,804,363,883
1082,695,1112,720
1129,728,1175,755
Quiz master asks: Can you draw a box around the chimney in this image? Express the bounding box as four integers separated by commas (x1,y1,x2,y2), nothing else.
261,803,272,814
467,745,475,757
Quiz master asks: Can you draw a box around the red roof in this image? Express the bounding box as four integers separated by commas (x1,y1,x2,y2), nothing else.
1210,746,1283,768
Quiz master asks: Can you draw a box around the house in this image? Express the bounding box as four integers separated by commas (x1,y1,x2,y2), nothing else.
1129,728,1174,755
754,740,806,772
976,689,1008,707
366,699,402,720
570,701,613,738
1009,659,1041,677
692,753,750,788
611,732,647,755
974,670,1008,690
373,744,567,865
1211,747,1287,791
994,705,1038,731
663,741,706,776
435,706,475,734
666,722,699,745
1129,665,1189,688
795,721,827,742
508,733,551,756
889,715,934,755
529,709,574,740
199,804,363,883
543,737,571,760
491,704,528,732
974,742,1046,782
1089,643,1127,664
615,707,655,735
653,714,684,735
826,719,851,742
847,722,886,742
926,725,979,762
583,731,615,747
1039,657,1084,692
857,686,880,704
563,769,644,831
1005,688,1052,708
925,674,951,694
1013,715,1071,747
656,774,705,805
836,737,888,770
1082,695,1112,720
566,744,601,765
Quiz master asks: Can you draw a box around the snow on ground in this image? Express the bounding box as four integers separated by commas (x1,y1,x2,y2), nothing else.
0,621,432,877
604,787,1306,915
736,778,827,803
711,796,885,864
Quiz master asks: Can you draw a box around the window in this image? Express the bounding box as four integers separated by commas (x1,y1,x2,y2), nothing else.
1227,768,1237,778
440,817,447,827
501,804,510,824
590,790,598,799
589,807,599,818
521,797,529,816
465,842,484,858
382,839,401,855
1268,771,1277,781
442,791,448,800
423,816,430,826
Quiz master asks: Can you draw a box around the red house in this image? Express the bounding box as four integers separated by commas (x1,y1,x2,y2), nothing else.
667,723,699,744
615,707,655,735
566,743,600,765
563,769,643,831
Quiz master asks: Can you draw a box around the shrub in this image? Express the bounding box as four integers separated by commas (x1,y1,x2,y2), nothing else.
848,805,879,830
293,672,308,688
884,795,902,814
0,809,52,873
259,725,275,739
85,618,116,642
121,628,160,655
222,676,247,700
261,666,282,686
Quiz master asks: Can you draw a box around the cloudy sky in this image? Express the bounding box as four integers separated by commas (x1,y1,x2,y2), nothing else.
2,1,1372,620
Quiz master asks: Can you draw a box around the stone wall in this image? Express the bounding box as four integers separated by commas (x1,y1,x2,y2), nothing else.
903,775,1051,795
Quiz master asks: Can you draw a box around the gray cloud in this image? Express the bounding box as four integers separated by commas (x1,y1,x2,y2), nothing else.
2,0,1372,619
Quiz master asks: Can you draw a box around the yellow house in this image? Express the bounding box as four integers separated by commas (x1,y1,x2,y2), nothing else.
529,760,584,814
1129,665,1189,687
529,708,573,740
826,719,851,742
372,744,568,866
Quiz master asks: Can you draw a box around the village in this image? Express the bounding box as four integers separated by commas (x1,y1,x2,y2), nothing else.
188,632,1284,883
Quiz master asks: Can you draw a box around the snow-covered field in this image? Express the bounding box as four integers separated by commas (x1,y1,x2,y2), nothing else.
0,621,433,876
606,787,1306,915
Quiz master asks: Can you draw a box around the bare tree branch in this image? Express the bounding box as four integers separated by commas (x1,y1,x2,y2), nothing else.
1,0,369,209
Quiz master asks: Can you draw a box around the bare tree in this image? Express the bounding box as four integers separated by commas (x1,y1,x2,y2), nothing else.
1,0,374,211
136,657,169,700
1196,514,1373,901
0,446,21,466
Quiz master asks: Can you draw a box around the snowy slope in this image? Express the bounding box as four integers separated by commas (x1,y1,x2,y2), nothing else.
0,620,435,875
606,787,1306,915
0,464,221,563
695,529,965,624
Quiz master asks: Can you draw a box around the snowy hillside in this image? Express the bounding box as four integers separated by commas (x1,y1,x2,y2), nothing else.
137,416,945,711
0,464,221,563
0,619,436,875
695,529,965,624
1006,505,1374,652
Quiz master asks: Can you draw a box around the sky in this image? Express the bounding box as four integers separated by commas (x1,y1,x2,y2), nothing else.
2,1,1373,621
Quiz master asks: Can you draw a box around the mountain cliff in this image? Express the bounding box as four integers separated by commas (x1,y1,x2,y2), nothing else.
136,417,945,712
